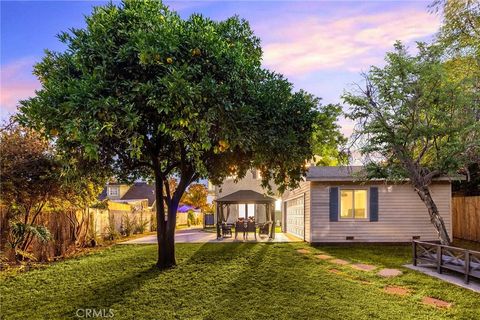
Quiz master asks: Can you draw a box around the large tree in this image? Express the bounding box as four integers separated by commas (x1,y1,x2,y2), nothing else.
19,1,340,268
432,0,480,193
343,42,479,245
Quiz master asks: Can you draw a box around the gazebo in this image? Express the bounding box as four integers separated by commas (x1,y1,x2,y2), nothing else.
214,190,277,239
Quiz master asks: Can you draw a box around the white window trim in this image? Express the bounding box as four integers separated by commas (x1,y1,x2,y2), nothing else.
338,187,369,221
108,186,119,197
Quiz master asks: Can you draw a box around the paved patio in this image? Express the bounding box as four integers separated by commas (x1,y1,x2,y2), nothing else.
121,228,302,244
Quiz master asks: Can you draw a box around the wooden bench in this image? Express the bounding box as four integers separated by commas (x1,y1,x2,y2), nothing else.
412,240,480,284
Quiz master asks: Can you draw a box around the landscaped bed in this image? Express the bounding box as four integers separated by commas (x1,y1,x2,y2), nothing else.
1,243,478,320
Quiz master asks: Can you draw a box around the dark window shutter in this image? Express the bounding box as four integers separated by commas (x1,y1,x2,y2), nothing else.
329,187,339,222
370,187,379,222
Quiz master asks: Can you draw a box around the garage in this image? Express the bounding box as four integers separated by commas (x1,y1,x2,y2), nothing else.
285,195,305,239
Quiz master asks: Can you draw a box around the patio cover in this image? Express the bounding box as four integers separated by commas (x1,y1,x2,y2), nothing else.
215,190,276,204
214,190,276,239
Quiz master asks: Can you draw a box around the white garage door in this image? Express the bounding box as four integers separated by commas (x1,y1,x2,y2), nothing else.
286,196,304,239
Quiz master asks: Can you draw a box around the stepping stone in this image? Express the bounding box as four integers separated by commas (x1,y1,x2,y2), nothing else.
331,258,349,265
377,268,403,277
296,249,310,254
422,297,452,309
315,254,333,260
384,286,410,296
351,263,376,271
328,268,341,274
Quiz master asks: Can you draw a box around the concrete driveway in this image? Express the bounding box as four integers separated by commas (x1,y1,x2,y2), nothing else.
120,228,301,244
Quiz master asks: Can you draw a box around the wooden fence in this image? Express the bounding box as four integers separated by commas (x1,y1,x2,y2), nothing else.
452,196,480,242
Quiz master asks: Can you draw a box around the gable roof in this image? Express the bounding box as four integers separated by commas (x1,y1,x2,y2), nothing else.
121,182,155,206
306,166,365,181
215,190,276,204
306,166,463,182
98,187,108,201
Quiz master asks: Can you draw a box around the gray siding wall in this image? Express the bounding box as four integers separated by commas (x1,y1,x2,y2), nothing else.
310,182,452,243
282,180,311,242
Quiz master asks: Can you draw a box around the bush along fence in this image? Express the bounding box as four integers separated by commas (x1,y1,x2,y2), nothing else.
0,201,155,263
452,196,480,242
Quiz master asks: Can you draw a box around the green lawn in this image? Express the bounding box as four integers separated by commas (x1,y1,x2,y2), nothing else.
1,243,478,320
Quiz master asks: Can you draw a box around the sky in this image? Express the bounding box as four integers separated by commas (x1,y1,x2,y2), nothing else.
0,0,441,137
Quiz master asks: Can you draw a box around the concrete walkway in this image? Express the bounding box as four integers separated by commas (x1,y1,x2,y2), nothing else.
405,264,480,293
120,228,301,244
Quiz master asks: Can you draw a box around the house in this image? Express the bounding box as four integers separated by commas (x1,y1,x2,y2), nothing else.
98,182,156,209
211,169,282,225
98,182,202,226
282,166,456,243
212,166,455,243
97,182,156,234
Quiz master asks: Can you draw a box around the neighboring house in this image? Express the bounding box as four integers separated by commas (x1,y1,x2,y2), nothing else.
212,166,457,243
98,182,201,226
98,182,156,209
97,182,156,234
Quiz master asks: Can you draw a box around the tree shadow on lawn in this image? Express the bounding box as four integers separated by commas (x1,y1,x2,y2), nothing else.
61,263,165,318
63,242,257,319
199,243,287,320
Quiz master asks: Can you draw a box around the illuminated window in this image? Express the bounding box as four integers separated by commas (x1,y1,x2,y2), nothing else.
340,189,367,219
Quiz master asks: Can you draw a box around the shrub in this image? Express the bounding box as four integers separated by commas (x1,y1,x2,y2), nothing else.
134,218,149,234
121,214,137,237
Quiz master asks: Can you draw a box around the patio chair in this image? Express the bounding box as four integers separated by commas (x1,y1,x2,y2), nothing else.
235,221,246,239
258,222,270,237
221,223,232,238
246,220,257,240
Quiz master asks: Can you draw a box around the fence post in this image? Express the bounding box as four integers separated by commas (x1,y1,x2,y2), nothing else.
465,251,470,284
437,245,442,274
412,241,417,266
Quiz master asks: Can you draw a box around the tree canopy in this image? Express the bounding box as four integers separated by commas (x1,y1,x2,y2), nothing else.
18,0,343,267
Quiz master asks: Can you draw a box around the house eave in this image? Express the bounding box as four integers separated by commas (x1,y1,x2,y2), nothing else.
306,177,464,182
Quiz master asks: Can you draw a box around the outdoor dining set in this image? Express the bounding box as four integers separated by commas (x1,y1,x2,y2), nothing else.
220,217,271,240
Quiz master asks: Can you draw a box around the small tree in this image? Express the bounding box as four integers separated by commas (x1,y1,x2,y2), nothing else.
0,122,102,260
182,184,208,211
0,123,59,260
343,42,479,245
19,1,342,268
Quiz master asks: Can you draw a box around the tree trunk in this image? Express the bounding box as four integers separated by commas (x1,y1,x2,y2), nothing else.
154,163,194,269
164,199,180,267
154,171,172,269
415,185,451,245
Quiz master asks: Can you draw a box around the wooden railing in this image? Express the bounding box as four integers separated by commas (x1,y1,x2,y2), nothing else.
412,240,480,284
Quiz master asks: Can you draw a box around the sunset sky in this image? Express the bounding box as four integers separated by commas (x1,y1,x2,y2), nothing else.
1,1,441,136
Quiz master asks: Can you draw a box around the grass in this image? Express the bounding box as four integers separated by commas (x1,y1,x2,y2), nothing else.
1,243,479,320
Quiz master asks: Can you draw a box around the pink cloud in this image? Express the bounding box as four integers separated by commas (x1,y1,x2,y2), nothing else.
260,8,440,76
0,58,40,118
